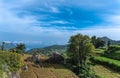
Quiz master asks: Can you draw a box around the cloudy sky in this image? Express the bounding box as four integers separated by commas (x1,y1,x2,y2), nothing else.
1,0,120,48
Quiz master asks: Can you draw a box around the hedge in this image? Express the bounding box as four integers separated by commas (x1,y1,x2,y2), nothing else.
92,56,120,72
107,45,120,53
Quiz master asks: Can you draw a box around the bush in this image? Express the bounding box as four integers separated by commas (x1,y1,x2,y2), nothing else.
0,51,24,73
92,56,120,72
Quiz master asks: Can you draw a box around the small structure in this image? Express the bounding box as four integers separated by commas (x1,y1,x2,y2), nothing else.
48,52,64,64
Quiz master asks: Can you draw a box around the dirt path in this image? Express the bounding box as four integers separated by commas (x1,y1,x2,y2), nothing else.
93,65,120,78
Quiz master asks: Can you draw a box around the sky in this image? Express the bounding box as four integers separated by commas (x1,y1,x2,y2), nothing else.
1,0,120,48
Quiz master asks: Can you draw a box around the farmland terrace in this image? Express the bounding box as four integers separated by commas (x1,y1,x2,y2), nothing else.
20,55,78,78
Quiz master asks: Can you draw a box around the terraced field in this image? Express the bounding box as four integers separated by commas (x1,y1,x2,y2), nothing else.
21,62,78,78
20,55,78,78
93,65,120,78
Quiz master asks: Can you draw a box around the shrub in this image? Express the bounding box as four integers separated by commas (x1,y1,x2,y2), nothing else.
0,51,24,73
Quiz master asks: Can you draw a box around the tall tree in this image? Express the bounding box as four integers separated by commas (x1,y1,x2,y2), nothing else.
107,40,111,47
91,36,97,47
67,34,95,78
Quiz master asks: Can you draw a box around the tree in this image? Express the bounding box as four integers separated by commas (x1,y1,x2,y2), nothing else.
107,40,111,47
16,43,26,53
1,42,5,51
67,34,95,78
91,36,97,47
91,36,105,48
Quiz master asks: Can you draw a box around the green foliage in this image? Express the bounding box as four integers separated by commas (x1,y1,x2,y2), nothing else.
28,45,67,56
107,41,111,47
103,45,120,60
0,51,24,73
1,42,5,51
94,49,105,53
93,56,120,72
0,57,4,78
16,43,26,53
67,33,95,78
104,51,120,60
9,43,26,54
91,36,105,48
96,75,105,78
106,45,120,53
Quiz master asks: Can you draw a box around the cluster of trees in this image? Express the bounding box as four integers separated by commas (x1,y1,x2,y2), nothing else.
9,43,26,54
91,36,105,48
0,42,26,54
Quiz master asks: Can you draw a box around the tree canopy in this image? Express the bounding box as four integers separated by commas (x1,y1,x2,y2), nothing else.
67,33,95,78
91,36,105,48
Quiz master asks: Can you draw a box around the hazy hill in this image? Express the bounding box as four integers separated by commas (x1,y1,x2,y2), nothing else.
0,42,16,50
2,36,120,52
100,37,120,45
27,45,67,54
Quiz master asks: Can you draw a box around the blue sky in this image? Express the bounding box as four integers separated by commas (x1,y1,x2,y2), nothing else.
1,0,120,48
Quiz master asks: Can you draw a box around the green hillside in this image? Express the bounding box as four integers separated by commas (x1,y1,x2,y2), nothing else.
28,45,67,54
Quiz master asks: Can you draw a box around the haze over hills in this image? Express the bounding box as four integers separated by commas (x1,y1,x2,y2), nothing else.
0,42,16,50
1,36,120,51
28,36,120,54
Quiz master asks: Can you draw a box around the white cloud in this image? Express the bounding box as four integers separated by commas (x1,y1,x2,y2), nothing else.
50,6,60,13
49,20,70,24
105,15,120,25
74,26,120,40
1,0,120,47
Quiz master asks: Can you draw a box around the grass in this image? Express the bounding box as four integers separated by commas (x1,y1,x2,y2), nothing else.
93,65,120,78
94,48,105,53
21,54,78,78
0,70,3,78
92,56,120,72
21,63,78,78
44,63,78,78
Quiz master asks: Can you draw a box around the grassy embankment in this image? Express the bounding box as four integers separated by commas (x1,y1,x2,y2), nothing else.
92,46,120,78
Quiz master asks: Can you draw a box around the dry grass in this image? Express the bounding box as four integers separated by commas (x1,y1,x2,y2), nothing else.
20,54,78,78
93,65,120,78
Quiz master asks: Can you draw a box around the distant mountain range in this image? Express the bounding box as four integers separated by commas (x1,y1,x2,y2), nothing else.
100,37,120,45
1,36,120,52
0,42,16,50
28,37,120,54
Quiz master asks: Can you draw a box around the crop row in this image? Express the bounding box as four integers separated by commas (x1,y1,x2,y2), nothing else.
92,56,120,72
